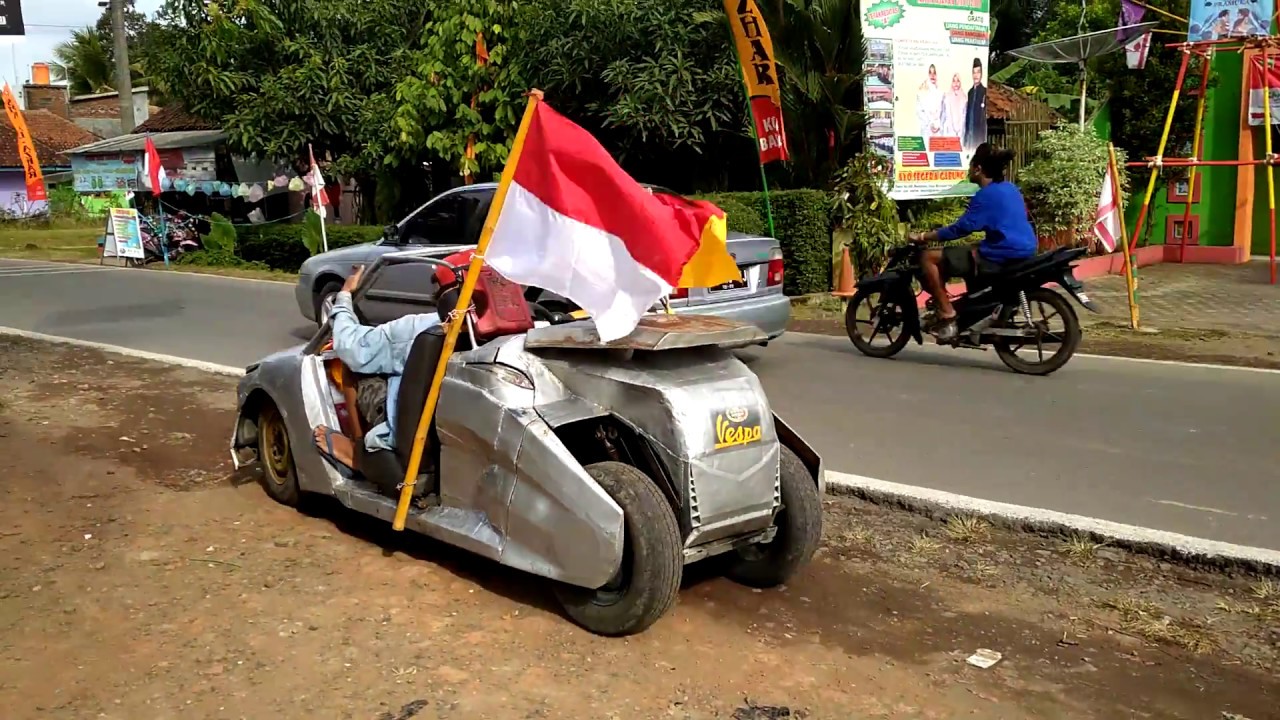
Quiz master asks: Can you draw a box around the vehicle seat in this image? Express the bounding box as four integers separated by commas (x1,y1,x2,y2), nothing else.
435,250,535,344
357,325,446,498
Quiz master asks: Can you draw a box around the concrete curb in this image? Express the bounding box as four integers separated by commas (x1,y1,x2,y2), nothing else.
827,471,1280,575
0,327,244,377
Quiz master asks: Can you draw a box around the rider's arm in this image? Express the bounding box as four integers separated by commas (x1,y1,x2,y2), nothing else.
329,291,401,375
934,192,988,243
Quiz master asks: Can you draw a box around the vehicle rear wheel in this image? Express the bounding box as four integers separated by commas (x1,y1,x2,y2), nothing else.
553,462,683,637
314,280,343,327
846,289,912,359
725,446,823,588
257,401,300,506
993,288,1081,376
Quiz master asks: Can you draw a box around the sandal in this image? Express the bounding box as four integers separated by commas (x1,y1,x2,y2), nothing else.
314,426,357,479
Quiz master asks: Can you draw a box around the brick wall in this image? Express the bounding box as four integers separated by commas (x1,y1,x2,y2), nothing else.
23,85,68,118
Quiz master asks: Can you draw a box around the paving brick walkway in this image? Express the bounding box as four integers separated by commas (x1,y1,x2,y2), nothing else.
1083,261,1280,336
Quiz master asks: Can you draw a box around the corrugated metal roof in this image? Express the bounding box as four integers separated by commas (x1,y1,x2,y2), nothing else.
66,130,226,155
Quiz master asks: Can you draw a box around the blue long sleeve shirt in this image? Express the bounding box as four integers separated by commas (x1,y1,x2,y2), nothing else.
935,181,1038,263
330,291,441,452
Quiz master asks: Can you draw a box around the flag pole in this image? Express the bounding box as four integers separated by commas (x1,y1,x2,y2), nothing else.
1107,142,1139,330
309,144,330,253
392,89,543,532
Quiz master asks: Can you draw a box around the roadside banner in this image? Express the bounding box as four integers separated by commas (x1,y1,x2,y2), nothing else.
2,82,47,203
1189,0,1273,41
724,0,788,164
104,208,145,260
1247,53,1280,126
860,0,990,200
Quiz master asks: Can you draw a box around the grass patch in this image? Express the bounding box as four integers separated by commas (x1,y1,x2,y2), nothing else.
0,223,102,262
789,294,846,321
944,515,991,544
1062,534,1107,566
1097,595,1220,654
908,533,945,557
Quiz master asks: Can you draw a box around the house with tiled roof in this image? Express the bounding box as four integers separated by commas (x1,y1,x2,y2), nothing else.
0,108,99,216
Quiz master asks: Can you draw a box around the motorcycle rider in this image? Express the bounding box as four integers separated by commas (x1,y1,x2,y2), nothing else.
907,143,1037,340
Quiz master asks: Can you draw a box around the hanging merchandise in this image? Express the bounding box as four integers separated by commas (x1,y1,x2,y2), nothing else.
217,182,232,196
185,182,197,196
237,183,250,197
274,175,289,188
288,176,305,192
161,176,173,191
174,178,187,192
248,184,265,202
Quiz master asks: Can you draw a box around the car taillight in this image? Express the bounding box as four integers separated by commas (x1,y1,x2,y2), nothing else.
766,250,784,287
669,287,689,300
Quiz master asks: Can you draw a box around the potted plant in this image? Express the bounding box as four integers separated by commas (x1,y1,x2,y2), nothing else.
1019,125,1128,254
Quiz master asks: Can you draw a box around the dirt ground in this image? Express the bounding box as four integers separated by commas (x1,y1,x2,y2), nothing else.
0,337,1276,720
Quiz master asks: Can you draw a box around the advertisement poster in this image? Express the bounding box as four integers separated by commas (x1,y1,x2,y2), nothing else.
1247,52,1280,125
73,153,140,192
861,0,990,200
1188,0,1273,41
107,208,144,259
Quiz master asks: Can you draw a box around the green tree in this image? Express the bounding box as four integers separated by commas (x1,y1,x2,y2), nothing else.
144,0,433,220
390,0,525,182
52,29,116,95
759,0,865,189
510,0,749,192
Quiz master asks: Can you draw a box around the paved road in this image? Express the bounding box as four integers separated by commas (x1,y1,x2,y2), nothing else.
3,259,1278,549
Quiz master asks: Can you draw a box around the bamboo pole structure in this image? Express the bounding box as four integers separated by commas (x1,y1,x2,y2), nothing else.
1178,50,1213,263
1128,48,1192,253
1109,142,1140,329
1263,43,1278,284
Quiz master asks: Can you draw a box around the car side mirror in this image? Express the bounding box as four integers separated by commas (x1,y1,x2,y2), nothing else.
382,224,399,242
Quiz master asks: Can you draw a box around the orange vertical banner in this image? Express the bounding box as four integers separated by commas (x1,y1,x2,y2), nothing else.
2,83,47,203
724,0,788,164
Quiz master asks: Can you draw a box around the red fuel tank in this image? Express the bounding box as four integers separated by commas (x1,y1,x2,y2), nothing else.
434,249,534,342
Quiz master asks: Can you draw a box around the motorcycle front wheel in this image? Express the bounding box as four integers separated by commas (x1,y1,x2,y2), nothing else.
993,288,1081,375
845,288,912,359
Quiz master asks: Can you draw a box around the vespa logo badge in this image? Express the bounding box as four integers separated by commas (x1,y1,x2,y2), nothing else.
714,406,762,450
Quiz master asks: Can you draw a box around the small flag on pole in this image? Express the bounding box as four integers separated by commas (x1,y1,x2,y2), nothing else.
1093,170,1120,253
308,144,327,218
143,137,167,192
1119,0,1150,70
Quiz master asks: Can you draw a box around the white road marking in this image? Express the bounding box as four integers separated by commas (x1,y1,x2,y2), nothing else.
826,471,1280,571
787,330,1280,375
0,266,112,277
0,258,294,285
1152,499,1268,521
0,326,243,376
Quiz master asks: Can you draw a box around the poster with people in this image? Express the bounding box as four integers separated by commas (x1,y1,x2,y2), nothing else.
861,0,990,199
1188,0,1274,41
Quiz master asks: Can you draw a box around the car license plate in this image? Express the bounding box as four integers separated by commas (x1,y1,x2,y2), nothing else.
708,278,748,292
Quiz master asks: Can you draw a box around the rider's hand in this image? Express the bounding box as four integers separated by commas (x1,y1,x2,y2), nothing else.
342,266,364,293
907,231,925,244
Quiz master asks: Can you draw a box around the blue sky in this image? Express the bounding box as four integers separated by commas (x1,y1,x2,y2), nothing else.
1,0,162,99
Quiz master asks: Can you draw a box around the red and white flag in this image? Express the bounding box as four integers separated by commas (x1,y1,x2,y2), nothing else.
308,144,328,218
144,137,166,193
486,101,741,341
1092,171,1120,253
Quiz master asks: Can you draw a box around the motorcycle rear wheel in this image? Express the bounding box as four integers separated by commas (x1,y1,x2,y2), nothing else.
993,288,1081,376
845,289,911,359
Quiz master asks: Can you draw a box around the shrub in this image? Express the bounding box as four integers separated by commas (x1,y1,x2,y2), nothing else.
181,212,270,270
1019,125,1128,252
718,189,832,296
237,223,383,271
832,154,901,278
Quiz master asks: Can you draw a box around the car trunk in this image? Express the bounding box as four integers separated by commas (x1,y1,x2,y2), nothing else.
666,233,782,309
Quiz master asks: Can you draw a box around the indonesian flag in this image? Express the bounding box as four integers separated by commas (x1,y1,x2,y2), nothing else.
144,137,166,193
486,101,741,341
1092,171,1120,253
309,144,328,218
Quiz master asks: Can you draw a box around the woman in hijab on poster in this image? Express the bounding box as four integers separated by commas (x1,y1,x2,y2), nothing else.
941,72,967,139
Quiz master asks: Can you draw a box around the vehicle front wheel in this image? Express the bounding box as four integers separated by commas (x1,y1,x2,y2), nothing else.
314,280,343,327
725,446,823,588
553,462,683,637
257,401,301,506
846,289,912,359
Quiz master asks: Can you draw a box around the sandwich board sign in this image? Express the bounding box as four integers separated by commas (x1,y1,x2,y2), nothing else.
101,207,144,261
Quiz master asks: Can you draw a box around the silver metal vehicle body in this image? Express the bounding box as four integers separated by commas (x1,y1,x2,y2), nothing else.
241,249,822,634
295,183,790,339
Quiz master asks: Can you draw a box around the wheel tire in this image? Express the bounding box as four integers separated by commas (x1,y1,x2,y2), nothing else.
257,401,301,506
846,289,912,359
993,288,1082,376
553,462,683,637
314,280,343,327
725,446,823,588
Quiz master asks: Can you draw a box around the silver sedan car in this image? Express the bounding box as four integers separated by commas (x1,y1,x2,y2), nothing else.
295,183,791,342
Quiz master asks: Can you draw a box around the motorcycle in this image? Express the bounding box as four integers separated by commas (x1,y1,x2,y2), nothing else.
844,243,1097,375
126,213,202,267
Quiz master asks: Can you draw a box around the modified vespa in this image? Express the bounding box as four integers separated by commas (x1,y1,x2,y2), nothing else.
231,248,824,636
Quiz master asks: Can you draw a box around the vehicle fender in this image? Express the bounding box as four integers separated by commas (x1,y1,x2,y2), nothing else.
772,412,824,496
853,269,905,293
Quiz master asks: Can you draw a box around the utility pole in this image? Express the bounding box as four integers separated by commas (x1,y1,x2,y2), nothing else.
103,0,135,133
